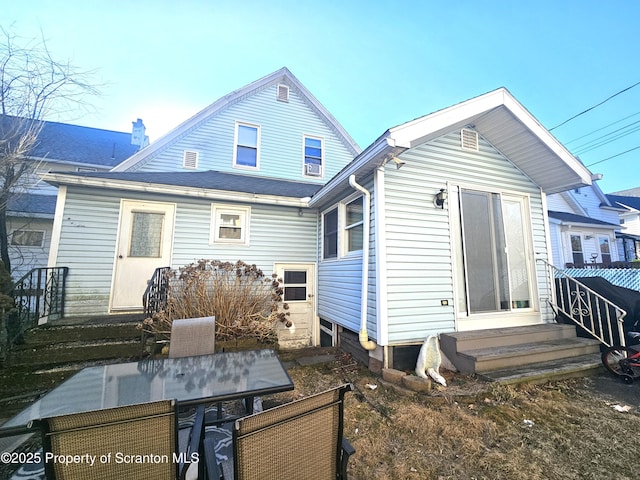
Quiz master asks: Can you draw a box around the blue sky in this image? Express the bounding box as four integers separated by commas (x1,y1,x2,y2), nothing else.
4,1,640,192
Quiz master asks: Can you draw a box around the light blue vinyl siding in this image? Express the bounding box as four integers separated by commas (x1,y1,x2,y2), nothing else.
382,131,551,344
54,187,318,317
132,84,355,183
317,177,375,336
7,217,53,280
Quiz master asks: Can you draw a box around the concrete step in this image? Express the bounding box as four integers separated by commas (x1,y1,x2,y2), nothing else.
458,337,601,373
7,339,141,367
21,322,141,346
440,324,577,353
479,353,603,385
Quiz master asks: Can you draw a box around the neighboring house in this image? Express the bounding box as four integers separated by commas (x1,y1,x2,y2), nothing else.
7,119,145,279
44,78,594,367
606,192,640,261
42,67,360,348
546,182,624,267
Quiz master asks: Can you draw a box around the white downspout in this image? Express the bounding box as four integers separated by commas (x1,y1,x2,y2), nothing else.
349,174,377,351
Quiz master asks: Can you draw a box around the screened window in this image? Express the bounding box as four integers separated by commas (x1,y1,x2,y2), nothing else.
345,197,363,252
211,205,250,245
11,229,45,247
323,208,338,259
234,123,259,168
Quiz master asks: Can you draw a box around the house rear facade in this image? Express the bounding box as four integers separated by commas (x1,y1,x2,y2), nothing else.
43,71,597,368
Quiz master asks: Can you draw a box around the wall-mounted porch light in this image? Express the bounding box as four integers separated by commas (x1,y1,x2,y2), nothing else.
434,188,447,209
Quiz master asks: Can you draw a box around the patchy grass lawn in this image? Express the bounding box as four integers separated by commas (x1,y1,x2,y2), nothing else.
1,350,638,480
275,352,640,480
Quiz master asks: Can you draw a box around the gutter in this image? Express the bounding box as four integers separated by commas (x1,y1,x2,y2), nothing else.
348,174,377,351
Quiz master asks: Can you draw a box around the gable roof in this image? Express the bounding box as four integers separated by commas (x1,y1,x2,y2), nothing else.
2,115,140,167
548,210,619,228
607,194,640,212
112,67,361,172
311,88,594,205
42,170,321,207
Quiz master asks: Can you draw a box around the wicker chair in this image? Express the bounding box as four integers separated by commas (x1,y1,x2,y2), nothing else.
204,383,355,480
37,400,204,480
168,316,216,358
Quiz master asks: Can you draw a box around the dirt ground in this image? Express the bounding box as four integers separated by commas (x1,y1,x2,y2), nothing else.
274,352,640,480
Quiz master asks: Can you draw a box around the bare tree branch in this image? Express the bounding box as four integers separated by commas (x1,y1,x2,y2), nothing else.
0,25,102,274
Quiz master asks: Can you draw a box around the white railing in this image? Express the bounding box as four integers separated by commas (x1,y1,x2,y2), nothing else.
539,259,627,347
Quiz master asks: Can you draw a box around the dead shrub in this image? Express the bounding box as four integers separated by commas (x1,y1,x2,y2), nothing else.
140,260,290,342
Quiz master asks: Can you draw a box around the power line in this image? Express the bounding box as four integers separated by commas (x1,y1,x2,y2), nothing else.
573,121,640,155
564,110,640,145
586,145,640,167
549,80,640,131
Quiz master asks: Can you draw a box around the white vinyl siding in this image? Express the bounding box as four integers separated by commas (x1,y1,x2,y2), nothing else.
130,84,355,182
52,187,318,317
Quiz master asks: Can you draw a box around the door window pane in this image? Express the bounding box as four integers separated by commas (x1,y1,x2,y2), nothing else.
503,198,531,309
284,270,307,301
129,212,164,257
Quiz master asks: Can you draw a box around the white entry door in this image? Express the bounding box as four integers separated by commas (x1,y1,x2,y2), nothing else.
275,263,316,345
111,200,175,311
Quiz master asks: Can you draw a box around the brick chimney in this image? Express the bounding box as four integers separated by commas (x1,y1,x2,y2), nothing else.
131,118,149,148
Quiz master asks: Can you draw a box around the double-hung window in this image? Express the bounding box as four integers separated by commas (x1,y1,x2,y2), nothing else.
303,136,323,177
345,197,363,252
234,123,260,169
322,195,364,259
211,205,250,245
323,208,338,259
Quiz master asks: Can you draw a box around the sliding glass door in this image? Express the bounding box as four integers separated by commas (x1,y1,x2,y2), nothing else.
458,189,532,315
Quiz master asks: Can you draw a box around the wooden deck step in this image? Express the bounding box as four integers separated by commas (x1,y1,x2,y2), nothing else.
479,353,603,385
440,324,602,376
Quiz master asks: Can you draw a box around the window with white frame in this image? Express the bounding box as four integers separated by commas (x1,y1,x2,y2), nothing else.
322,194,364,259
211,205,250,245
303,136,323,177
234,123,260,169
599,236,612,263
11,229,45,247
345,197,363,253
323,208,338,259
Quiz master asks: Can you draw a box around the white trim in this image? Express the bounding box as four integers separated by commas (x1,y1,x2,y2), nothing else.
41,173,309,207
210,204,251,246
47,185,67,268
233,122,261,170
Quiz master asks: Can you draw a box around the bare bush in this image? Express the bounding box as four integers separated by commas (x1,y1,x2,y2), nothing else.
140,260,290,343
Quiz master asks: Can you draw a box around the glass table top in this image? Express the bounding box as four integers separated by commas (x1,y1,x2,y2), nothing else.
1,349,293,430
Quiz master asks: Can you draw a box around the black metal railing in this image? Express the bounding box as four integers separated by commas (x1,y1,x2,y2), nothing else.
143,266,170,318
7,267,68,346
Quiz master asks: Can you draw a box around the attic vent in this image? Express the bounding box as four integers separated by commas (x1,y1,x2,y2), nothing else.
277,84,289,102
461,128,478,151
182,150,199,169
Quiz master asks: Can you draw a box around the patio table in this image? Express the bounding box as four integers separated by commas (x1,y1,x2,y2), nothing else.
0,349,293,432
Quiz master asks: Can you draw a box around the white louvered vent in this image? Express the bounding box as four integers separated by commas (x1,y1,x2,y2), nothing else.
305,163,322,177
461,128,478,151
183,150,199,169
277,84,289,102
